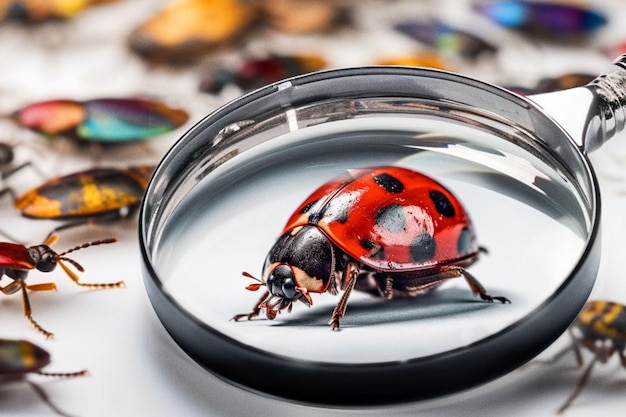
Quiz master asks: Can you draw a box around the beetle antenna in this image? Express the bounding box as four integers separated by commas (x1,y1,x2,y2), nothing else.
242,271,264,284
56,237,118,257
53,238,119,273
36,369,89,378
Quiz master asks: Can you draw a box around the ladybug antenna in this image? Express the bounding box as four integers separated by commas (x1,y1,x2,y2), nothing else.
242,271,265,291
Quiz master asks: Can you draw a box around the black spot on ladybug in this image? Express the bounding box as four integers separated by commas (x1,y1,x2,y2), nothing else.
373,173,404,194
457,227,473,255
410,232,436,262
320,192,357,224
360,238,385,259
430,190,455,217
376,204,405,233
299,200,318,214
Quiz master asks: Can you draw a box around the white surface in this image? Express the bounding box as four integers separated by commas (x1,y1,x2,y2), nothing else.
2,1,626,416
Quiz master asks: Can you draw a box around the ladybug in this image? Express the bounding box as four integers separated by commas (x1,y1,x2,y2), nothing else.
233,166,509,330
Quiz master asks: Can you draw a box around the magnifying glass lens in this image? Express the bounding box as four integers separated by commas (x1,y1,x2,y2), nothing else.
141,67,601,404
152,96,590,362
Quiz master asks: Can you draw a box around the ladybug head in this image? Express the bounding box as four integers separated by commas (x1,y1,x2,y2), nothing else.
242,264,314,319
266,264,298,300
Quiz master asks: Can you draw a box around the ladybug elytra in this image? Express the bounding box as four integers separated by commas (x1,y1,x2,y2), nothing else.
233,166,509,330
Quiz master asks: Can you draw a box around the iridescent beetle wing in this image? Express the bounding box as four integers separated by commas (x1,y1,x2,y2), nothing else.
475,1,608,36
394,19,497,59
77,99,189,142
14,98,188,143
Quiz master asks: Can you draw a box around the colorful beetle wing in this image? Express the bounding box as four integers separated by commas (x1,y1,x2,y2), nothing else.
76,99,189,142
14,167,148,219
128,0,258,64
475,1,607,36
15,99,86,136
576,300,626,342
0,242,35,269
394,20,497,59
0,0,120,22
284,167,478,272
0,339,49,374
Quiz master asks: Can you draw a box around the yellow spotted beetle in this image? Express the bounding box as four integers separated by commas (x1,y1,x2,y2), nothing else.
557,300,626,413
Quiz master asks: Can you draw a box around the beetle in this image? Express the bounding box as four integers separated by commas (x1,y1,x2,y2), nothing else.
128,0,258,65
556,300,626,413
0,0,120,23
475,1,607,37
12,165,154,237
0,338,87,417
394,19,497,59
0,142,36,181
233,166,509,330
200,54,327,94
0,234,124,339
9,98,188,144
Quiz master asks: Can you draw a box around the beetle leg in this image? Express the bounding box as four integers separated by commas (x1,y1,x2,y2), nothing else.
569,328,585,368
25,379,79,417
442,266,509,303
56,260,125,289
556,351,600,414
382,275,394,299
329,261,359,330
19,280,54,339
232,290,271,322
618,347,626,368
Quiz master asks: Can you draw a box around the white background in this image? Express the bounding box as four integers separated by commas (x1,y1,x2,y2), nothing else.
2,1,626,416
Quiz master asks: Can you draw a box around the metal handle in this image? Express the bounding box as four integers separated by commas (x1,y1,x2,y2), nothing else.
585,54,626,151
528,55,626,153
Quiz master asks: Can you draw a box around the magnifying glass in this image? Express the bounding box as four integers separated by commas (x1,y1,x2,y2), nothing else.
139,55,626,405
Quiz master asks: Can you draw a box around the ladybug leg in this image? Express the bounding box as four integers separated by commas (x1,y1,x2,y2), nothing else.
329,261,360,330
381,275,394,299
445,266,510,304
232,290,271,322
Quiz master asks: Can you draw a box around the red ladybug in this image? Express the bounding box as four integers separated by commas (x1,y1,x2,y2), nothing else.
233,166,509,330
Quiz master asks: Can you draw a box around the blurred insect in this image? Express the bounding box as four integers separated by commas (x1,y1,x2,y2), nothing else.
1,338,87,417
502,72,596,95
200,54,327,94
556,300,626,413
11,166,154,237
394,19,497,59
475,1,608,37
0,0,120,23
0,234,124,339
128,0,258,65
261,0,351,35
0,142,35,180
7,98,188,144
